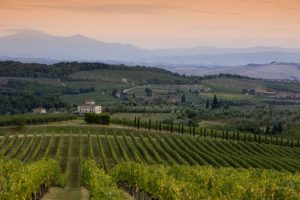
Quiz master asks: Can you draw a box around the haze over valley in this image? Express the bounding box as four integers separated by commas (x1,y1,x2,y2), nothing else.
1,31,300,80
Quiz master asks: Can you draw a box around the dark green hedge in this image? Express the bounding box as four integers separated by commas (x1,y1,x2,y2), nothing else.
84,113,110,125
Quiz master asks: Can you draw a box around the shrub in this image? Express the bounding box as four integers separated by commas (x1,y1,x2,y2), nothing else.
11,117,25,128
84,113,110,125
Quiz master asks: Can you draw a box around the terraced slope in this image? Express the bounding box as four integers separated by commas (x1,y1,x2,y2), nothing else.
1,129,300,173
2,127,300,199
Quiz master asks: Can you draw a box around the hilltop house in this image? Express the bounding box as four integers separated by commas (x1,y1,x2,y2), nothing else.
33,107,47,114
77,100,102,114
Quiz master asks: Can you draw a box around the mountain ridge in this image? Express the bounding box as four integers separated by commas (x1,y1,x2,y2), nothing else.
1,31,300,81
1,31,300,65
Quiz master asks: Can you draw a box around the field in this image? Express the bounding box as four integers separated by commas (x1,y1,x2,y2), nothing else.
1,124,300,199
1,62,300,199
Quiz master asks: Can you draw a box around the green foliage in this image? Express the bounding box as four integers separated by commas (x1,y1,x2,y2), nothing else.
181,94,186,103
0,113,76,127
212,94,219,109
81,159,124,200
111,162,300,200
0,61,189,84
272,122,283,135
112,89,118,98
84,113,110,125
11,117,25,128
0,94,69,114
144,88,152,97
206,99,210,109
0,158,63,199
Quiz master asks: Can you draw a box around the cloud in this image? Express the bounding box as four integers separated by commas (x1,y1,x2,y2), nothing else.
0,1,178,15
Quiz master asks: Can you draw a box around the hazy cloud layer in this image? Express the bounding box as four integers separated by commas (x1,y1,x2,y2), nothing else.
0,0,299,48
0,0,180,14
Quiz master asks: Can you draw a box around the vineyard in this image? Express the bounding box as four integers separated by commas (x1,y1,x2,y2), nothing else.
110,162,300,199
0,158,63,199
1,126,300,199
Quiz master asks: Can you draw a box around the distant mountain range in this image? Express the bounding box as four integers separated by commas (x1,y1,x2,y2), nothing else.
0,30,300,80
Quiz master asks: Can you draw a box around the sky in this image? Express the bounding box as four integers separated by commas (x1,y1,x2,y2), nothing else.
0,0,300,49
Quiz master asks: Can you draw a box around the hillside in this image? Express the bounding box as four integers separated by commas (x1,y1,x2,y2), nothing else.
174,63,300,81
0,61,190,113
2,124,300,199
0,61,299,113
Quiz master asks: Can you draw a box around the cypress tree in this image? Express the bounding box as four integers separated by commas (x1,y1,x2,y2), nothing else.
159,122,162,132
265,126,270,134
181,94,186,103
270,136,273,144
226,130,229,141
206,99,210,109
278,122,283,133
212,95,219,109
264,134,267,144
193,126,196,136
233,132,236,141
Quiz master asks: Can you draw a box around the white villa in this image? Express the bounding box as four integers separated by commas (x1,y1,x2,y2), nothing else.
33,107,47,114
77,100,102,114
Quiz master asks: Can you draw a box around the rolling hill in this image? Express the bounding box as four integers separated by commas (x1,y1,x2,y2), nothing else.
176,63,300,81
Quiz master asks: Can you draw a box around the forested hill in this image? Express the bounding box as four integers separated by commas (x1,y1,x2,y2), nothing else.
0,61,185,81
0,61,191,114
0,61,254,84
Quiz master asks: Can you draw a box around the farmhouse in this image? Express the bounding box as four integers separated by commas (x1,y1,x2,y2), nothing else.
77,100,102,114
33,107,47,114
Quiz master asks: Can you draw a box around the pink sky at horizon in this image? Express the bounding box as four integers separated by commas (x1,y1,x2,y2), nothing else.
0,0,300,49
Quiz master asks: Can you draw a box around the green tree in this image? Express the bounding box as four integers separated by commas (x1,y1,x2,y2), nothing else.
265,126,270,134
212,95,219,109
181,94,186,103
145,88,152,97
206,99,210,109
277,122,283,133
112,89,118,98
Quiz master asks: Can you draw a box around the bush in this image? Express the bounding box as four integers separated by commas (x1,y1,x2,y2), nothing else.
84,113,110,125
99,114,110,125
11,117,25,128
